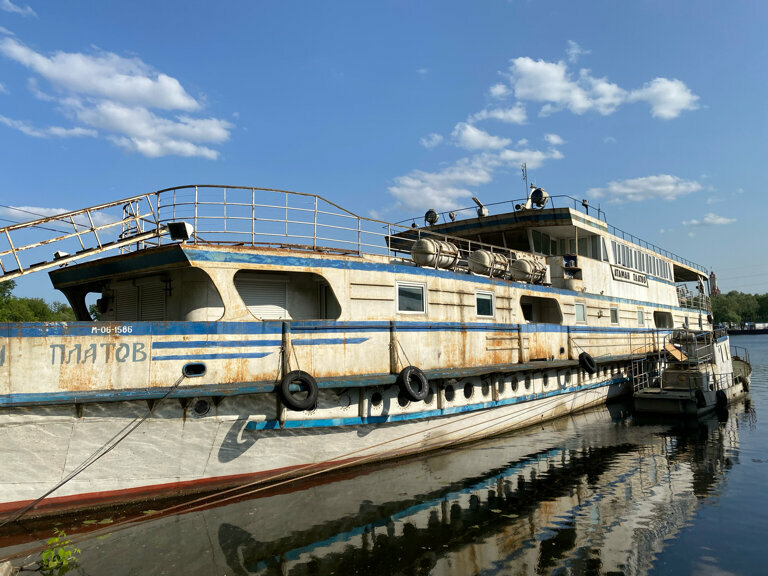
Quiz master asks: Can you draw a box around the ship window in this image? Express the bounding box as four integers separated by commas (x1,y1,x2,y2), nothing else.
653,311,673,329
520,296,562,324
398,283,425,313
637,310,645,326
610,307,619,325
575,303,586,323
476,291,494,317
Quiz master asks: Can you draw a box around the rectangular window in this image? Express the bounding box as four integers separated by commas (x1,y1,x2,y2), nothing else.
397,283,425,313
532,230,542,253
575,303,586,323
610,307,619,325
611,241,618,263
476,291,494,317
637,309,645,326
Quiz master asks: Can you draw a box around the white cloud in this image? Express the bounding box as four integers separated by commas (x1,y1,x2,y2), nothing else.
0,26,16,35
587,174,702,203
452,122,511,150
388,146,563,212
0,82,7,94
682,213,737,226
416,68,428,75
0,205,115,227
0,0,36,18
0,115,97,138
468,103,526,124
489,83,511,99
544,133,564,146
0,38,199,110
705,197,723,205
419,132,443,149
603,136,617,144
497,56,697,120
628,78,699,119
566,40,590,63
0,36,233,159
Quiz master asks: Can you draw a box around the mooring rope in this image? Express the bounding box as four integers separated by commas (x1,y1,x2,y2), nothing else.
0,371,615,563
0,374,187,530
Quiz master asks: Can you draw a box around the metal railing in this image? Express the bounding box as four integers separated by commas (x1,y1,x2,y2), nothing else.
0,185,538,282
400,194,707,274
676,285,711,312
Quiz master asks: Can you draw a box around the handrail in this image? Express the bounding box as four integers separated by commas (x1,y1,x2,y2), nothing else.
400,194,707,274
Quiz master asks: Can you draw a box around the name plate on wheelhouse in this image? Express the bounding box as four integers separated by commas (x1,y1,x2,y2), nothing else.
611,266,648,287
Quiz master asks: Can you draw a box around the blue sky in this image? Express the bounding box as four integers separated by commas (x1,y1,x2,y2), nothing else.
0,0,766,301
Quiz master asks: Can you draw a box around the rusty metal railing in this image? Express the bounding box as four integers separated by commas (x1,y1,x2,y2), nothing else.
0,185,526,282
0,194,160,282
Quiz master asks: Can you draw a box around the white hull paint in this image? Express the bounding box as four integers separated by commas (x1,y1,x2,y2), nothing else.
0,375,631,517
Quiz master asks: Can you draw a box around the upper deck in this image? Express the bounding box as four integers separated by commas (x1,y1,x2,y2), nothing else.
0,185,708,293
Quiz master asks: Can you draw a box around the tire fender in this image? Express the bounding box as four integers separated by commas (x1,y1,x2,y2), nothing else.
280,370,319,411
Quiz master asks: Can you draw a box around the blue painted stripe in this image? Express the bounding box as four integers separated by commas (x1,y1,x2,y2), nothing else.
152,339,281,349
293,337,369,346
152,352,272,361
246,376,629,431
1,320,677,339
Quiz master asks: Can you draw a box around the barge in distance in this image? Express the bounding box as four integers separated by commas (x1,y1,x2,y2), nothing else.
0,184,748,520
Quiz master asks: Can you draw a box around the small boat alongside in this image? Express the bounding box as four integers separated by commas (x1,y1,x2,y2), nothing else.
633,328,751,416
0,184,748,520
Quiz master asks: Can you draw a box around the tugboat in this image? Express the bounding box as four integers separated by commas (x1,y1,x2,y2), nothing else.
633,327,751,416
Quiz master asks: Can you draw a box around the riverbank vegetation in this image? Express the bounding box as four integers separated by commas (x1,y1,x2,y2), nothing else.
0,280,75,322
712,291,768,325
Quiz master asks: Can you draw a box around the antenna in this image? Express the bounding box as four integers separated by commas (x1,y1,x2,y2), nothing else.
521,163,528,196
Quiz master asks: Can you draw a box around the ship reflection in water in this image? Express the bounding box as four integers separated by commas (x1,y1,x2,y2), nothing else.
2,399,754,575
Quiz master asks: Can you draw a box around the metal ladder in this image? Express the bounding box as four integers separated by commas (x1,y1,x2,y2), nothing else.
0,193,161,283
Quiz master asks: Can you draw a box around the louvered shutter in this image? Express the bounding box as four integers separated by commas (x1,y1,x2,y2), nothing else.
140,284,166,321
115,287,138,321
236,280,289,319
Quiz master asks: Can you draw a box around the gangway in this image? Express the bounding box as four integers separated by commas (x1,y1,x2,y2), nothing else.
0,193,164,283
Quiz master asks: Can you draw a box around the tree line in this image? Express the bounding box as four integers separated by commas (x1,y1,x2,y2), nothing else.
711,291,768,325
0,280,75,322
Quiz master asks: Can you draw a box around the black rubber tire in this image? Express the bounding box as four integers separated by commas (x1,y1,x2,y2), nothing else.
716,389,727,409
397,366,429,402
279,370,319,411
578,352,597,375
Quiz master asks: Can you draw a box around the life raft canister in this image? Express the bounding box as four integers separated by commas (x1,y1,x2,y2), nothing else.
279,370,319,411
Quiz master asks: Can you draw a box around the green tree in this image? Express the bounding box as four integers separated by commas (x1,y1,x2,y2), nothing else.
0,280,76,321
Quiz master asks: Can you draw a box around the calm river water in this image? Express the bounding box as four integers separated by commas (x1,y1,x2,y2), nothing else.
1,334,766,575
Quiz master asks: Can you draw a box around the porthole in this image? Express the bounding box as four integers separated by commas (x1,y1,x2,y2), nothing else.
499,380,506,394
192,399,210,416
481,381,491,397
510,377,517,392
371,392,383,407
425,388,435,405
525,375,532,390
463,383,474,399
445,385,455,402
397,393,410,408
542,373,549,388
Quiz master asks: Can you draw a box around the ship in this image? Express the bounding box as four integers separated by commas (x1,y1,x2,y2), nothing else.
0,183,750,521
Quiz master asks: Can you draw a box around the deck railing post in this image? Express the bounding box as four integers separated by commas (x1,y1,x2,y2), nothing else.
194,186,199,245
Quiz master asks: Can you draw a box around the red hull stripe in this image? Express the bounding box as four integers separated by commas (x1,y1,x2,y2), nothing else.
0,458,360,519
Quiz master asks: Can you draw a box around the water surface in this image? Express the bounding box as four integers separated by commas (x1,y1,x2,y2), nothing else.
2,334,765,575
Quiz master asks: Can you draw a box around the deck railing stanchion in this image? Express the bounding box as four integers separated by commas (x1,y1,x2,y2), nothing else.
313,196,318,250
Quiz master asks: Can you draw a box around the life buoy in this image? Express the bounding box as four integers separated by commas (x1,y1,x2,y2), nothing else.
397,366,429,402
578,352,597,375
279,370,319,411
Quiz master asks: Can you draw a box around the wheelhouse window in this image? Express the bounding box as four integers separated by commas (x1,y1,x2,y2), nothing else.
610,307,619,325
575,303,586,323
476,291,494,317
397,283,426,313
